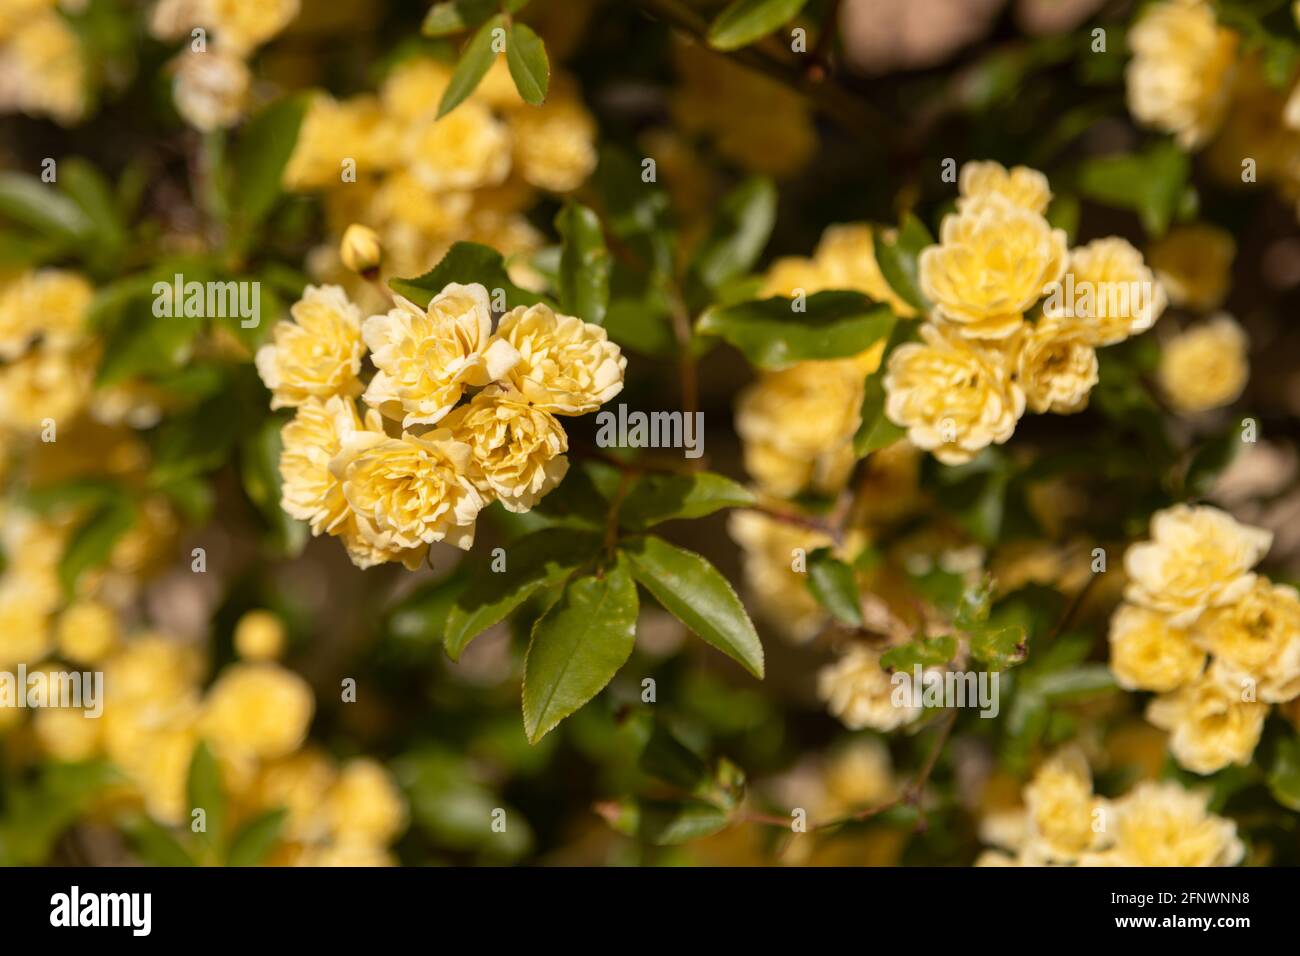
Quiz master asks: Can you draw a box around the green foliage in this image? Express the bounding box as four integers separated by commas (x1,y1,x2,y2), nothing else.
805,547,863,626
556,203,610,324
438,15,507,118
697,292,895,368
505,21,550,105
708,0,811,51
390,241,547,309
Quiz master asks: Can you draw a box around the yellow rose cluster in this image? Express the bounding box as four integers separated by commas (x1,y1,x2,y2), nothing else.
885,160,1166,464
1109,504,1300,774
283,55,598,292
0,0,87,124
28,606,406,866
978,747,1244,866
260,281,624,570
149,0,300,132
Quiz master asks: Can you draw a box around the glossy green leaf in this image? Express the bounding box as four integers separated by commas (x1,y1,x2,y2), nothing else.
0,172,92,243
873,214,933,313
226,808,288,866
232,93,309,234
623,535,764,678
854,372,906,456
1078,142,1189,236
880,634,958,670
186,740,226,851
698,291,895,369
708,0,810,51
1267,735,1300,812
58,495,136,597
389,241,546,310
600,797,730,844
556,203,610,325
438,16,504,118
617,472,755,531
522,559,639,743
689,177,776,293
805,548,862,626
506,21,549,105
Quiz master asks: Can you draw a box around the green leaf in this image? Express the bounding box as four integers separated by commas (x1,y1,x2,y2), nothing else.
708,0,811,51
438,15,503,118
0,762,121,866
969,623,1028,669
698,291,895,369
387,568,470,652
623,535,764,678
1032,665,1117,700
617,471,755,531
639,720,712,793
600,797,730,844
389,241,546,310
0,172,93,243
1267,734,1300,812
444,528,602,659
880,634,958,670
505,21,549,105
522,559,639,743
689,177,777,293
555,203,610,325
60,158,127,263
232,93,309,235
1078,142,1189,236
21,477,123,516
226,808,287,866
186,740,226,851
873,215,933,313
96,310,198,387
239,414,308,557
853,372,906,456
423,0,529,36
121,816,196,867
58,495,136,597
1184,427,1245,498
805,548,862,626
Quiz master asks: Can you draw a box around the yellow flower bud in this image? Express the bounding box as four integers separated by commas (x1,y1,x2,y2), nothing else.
56,600,120,663
234,610,287,662
340,224,383,276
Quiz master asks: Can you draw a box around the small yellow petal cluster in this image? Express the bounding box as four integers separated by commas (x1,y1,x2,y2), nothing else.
1147,224,1236,311
1110,504,1298,774
0,1,87,124
1125,0,1238,148
817,645,923,732
268,281,623,570
1157,314,1250,414
978,749,1243,866
888,161,1165,464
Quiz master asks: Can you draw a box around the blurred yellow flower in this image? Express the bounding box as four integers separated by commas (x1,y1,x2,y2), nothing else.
1147,224,1235,311
326,758,407,847
958,160,1052,215
202,0,299,56
0,9,86,124
1147,665,1267,774
1097,781,1244,866
171,48,249,132
818,645,921,731
56,600,121,664
283,94,396,191
814,224,918,318
1022,747,1108,863
1195,579,1300,703
728,510,833,644
496,303,625,415
1108,602,1205,692
1013,319,1098,414
407,100,512,193
0,268,92,360
1157,314,1249,413
1050,237,1165,346
508,90,598,193
234,610,287,662
256,285,366,410
201,662,314,762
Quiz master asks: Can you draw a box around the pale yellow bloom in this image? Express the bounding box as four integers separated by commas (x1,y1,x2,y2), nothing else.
0,344,95,433
758,256,828,298
1147,224,1235,311
1022,748,1108,864
283,94,396,191
1049,238,1166,346
442,385,569,513
496,302,625,415
202,0,299,55
1101,781,1243,866
256,285,366,410
823,738,896,811
920,199,1067,340
326,758,407,847
362,283,519,427
884,322,1025,465
331,428,486,554
0,584,51,668
1147,666,1268,774
0,9,86,124
958,160,1052,216
340,223,383,275
1108,602,1205,692
234,610,287,662
200,662,314,762
0,268,92,360
406,100,512,193
171,48,249,132
1013,319,1098,415
508,91,598,192
1196,579,1300,703
814,224,918,318
1157,315,1249,413
817,645,921,731
56,600,120,663
1126,0,1237,148
1124,504,1271,627
280,396,377,536
33,706,102,762
728,510,833,644
252,749,337,842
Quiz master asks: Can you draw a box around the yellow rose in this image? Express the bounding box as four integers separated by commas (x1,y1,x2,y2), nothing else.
1196,579,1300,703
326,758,407,847
884,322,1025,465
814,224,918,318
1049,238,1166,346
442,385,569,513
508,90,598,192
255,285,365,410
1123,504,1271,627
0,11,86,124
1013,319,1099,414
1022,748,1108,864
56,600,120,663
957,160,1052,215
33,706,102,762
1157,314,1249,413
1126,0,1237,148
919,199,1067,340
380,57,453,122
817,645,921,731
200,662,314,761
496,302,625,414
0,344,95,433
0,585,51,668
1102,781,1244,866
252,749,337,842
280,396,379,535
0,268,93,360
283,94,396,190
234,610,287,662
332,428,486,553
202,0,299,55
362,282,519,427
372,171,472,237
1108,602,1205,692
823,738,896,811
728,510,832,644
1147,666,1268,774
171,48,249,132
104,634,204,709
1147,224,1235,311
406,100,512,192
